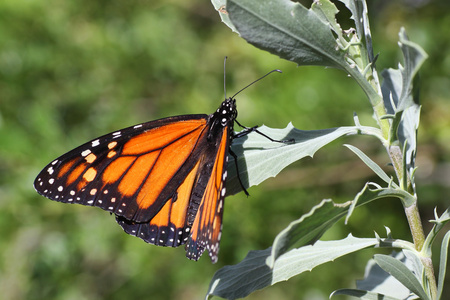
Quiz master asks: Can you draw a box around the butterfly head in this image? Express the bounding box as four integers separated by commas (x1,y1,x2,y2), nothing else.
206,97,237,143
214,97,237,127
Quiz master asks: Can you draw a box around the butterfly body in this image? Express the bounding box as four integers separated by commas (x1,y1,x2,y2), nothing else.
35,98,238,263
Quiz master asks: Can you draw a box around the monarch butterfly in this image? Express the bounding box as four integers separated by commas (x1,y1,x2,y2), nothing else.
34,63,286,263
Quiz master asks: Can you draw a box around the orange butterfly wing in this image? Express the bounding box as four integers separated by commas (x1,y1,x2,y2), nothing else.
118,126,230,262
117,160,202,248
34,116,209,223
186,127,229,262
35,97,238,262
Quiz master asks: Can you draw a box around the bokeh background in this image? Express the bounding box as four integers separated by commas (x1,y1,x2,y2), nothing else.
1,0,449,299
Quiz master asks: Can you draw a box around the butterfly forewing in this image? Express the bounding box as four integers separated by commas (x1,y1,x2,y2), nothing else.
34,115,208,222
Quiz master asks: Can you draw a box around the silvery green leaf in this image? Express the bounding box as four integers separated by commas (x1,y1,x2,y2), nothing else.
381,28,427,115
227,123,369,195
437,230,450,300
206,235,378,300
337,0,374,62
374,254,430,300
355,252,422,299
211,0,238,32
344,144,395,186
422,207,450,258
331,288,405,299
227,0,346,69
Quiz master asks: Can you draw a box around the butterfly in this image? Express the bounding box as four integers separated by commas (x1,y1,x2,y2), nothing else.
34,65,285,263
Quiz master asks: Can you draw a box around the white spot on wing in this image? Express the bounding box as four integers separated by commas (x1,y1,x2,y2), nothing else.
81,149,91,157
217,199,223,212
91,139,100,147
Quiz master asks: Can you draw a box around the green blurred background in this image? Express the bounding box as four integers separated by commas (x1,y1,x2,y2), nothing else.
1,0,449,299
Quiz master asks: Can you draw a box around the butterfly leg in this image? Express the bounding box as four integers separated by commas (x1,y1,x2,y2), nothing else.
228,148,250,196
234,120,295,144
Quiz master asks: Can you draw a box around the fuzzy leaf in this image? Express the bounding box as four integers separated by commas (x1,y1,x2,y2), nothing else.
374,254,430,300
227,0,346,68
381,28,427,115
270,183,414,262
206,235,378,300
226,0,380,101
311,0,342,38
437,230,450,300
396,28,428,112
331,288,404,300
337,0,374,62
398,104,421,191
354,252,421,299
211,0,238,32
344,144,395,186
269,193,383,264
208,181,416,299
402,250,426,289
227,123,368,195
269,199,351,264
346,182,416,223
422,207,450,258
381,29,426,182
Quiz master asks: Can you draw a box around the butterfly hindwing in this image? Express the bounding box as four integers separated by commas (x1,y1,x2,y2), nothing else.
116,124,230,262
116,160,202,247
185,126,229,262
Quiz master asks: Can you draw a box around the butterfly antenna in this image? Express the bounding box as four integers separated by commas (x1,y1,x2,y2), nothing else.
231,69,282,99
224,56,228,99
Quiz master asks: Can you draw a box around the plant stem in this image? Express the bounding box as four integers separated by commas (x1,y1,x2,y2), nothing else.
387,120,437,299
363,51,438,300
405,202,437,299
404,203,424,250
